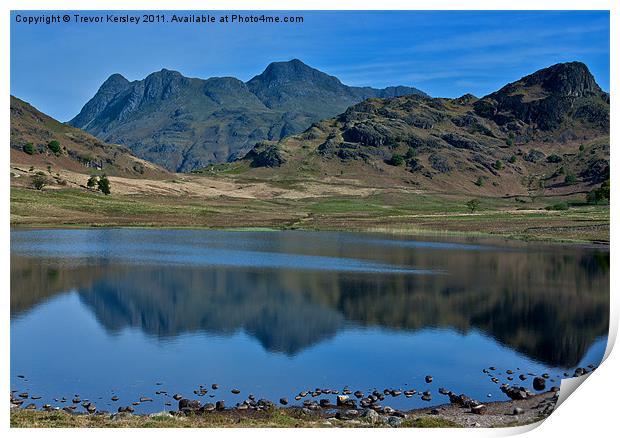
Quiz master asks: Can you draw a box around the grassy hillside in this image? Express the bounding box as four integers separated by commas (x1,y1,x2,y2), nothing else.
232,63,609,200
10,96,169,179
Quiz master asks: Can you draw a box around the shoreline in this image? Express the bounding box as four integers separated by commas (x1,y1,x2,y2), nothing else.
10,390,558,428
9,223,610,248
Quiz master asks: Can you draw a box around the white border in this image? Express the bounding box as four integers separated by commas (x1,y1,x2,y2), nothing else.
2,2,616,437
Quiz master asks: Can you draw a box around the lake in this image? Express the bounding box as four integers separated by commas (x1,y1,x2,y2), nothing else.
10,229,609,413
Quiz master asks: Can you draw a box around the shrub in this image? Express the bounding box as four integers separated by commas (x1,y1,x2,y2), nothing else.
97,175,111,195
87,175,98,188
474,176,484,187
493,160,504,170
545,202,569,211
48,140,61,154
564,174,577,185
404,148,417,160
547,154,562,163
466,199,481,213
508,155,517,164
31,173,50,190
389,154,405,166
23,143,35,155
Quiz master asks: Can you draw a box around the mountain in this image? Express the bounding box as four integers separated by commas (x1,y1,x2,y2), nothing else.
69,59,427,171
10,95,168,178
238,62,609,197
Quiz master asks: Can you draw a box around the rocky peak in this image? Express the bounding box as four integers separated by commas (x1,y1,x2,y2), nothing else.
524,62,601,97
99,73,130,94
141,69,189,101
247,59,344,90
475,62,607,130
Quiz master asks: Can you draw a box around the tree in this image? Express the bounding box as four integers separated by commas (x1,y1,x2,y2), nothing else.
97,175,111,195
466,199,481,213
23,143,35,155
389,154,405,166
31,172,50,190
48,140,61,154
493,160,504,170
587,180,610,204
87,175,98,189
508,155,517,164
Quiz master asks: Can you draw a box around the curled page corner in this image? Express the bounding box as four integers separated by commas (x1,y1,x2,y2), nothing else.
556,374,590,409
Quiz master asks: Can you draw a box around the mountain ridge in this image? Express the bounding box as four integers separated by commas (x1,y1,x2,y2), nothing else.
236,61,609,197
69,59,427,171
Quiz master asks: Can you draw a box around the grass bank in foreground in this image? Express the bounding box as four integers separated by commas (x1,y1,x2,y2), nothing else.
9,409,458,428
11,391,557,428
11,187,609,244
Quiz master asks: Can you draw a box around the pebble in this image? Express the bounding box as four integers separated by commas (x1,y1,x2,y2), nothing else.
111,396,119,401
513,407,525,415
280,398,288,405
231,389,240,394
387,416,402,427
173,394,183,401
533,377,546,391
425,375,433,383
336,409,359,420
471,404,486,415
359,408,378,423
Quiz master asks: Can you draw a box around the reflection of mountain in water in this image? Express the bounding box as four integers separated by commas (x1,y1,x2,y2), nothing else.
11,245,609,367
76,269,344,355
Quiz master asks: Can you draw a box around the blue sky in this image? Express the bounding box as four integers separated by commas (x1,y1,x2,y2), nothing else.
11,10,610,122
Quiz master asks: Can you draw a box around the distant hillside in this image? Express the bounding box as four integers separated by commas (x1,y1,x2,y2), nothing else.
10,96,169,178
68,59,427,171
238,62,609,197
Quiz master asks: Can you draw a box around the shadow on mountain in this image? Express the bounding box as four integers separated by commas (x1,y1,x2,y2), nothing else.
11,244,609,367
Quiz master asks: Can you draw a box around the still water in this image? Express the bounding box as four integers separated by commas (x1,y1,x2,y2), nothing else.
10,229,609,413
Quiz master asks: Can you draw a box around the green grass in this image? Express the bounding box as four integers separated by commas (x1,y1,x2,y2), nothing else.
400,417,460,428
10,187,609,244
10,409,461,428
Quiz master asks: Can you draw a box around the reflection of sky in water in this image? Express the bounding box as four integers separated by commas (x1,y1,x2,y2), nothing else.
11,229,446,273
10,229,609,413
11,292,606,414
